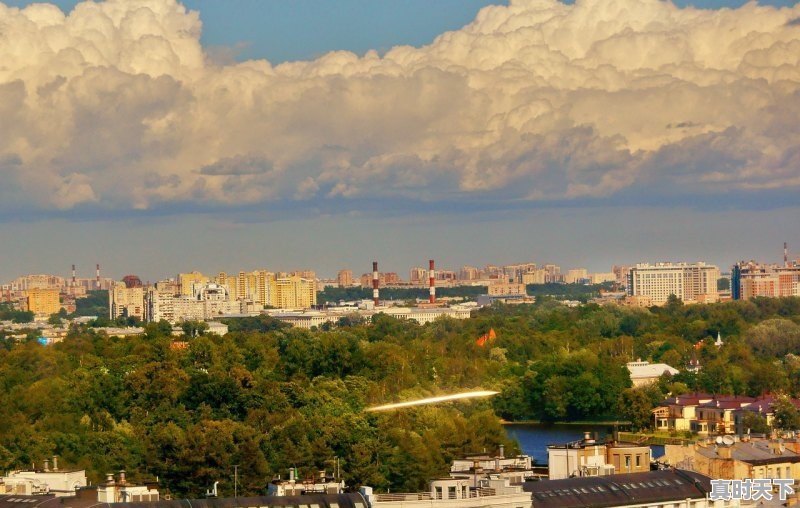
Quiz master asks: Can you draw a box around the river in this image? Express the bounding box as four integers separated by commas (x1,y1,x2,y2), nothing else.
504,423,664,466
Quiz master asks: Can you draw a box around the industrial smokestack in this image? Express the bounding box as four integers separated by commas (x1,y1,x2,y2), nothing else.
785,242,789,267
72,264,76,285
96,264,101,289
429,259,436,304
372,261,379,307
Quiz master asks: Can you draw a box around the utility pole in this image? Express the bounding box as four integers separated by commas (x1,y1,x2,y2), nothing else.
233,465,239,498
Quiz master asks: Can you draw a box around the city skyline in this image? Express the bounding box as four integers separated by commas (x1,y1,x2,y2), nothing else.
0,0,799,281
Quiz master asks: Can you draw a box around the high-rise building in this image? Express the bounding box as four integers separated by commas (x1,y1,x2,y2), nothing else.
109,282,145,320
409,267,427,284
26,288,61,316
179,271,208,296
731,261,800,300
147,281,240,323
459,266,480,281
612,265,632,285
275,276,317,309
521,269,547,285
337,269,353,287
564,268,589,284
627,262,720,305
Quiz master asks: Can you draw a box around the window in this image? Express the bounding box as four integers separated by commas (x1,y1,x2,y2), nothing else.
636,456,641,467
625,455,632,470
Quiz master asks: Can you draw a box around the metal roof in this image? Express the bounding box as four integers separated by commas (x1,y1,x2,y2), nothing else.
523,470,711,508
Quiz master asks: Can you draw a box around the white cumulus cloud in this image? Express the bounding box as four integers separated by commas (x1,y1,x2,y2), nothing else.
0,0,799,212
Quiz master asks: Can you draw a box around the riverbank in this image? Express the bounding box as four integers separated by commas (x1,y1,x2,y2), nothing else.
502,419,632,426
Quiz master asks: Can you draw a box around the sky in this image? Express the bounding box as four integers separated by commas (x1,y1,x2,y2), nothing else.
0,0,799,281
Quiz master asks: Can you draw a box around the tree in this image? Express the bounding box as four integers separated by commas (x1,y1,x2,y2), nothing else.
182,320,209,337
741,411,770,434
773,396,800,431
622,387,656,430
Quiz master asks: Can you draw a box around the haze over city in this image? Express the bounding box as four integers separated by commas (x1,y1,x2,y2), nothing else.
1,0,799,281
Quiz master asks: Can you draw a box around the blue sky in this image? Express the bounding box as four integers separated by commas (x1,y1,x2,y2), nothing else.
4,0,799,63
0,0,799,281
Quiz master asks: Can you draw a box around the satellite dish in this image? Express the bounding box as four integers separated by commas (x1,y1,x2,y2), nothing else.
715,436,724,445
722,436,735,446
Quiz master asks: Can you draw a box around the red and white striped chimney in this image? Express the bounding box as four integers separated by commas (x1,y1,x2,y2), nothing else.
372,261,379,307
429,259,436,304
96,264,101,289
72,264,76,285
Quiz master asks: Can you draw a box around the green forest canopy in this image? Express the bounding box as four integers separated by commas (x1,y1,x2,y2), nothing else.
0,296,798,497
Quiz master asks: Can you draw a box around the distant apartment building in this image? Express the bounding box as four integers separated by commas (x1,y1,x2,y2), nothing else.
178,271,208,296
519,265,561,284
337,269,353,287
25,288,61,316
148,281,243,323
488,282,527,296
409,267,427,284
564,268,589,284
109,282,145,320
627,262,720,305
504,263,537,283
10,274,65,291
521,269,545,285
731,261,800,300
589,272,616,284
360,272,400,288
275,275,317,309
612,265,632,285
459,266,480,280
542,264,562,282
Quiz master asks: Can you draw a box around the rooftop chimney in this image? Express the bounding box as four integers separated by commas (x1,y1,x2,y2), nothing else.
372,262,379,307
429,259,436,304
785,242,789,267
96,264,101,290
52,456,58,471
43,459,50,472
72,265,76,285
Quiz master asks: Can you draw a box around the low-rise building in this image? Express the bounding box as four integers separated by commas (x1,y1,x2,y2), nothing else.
653,394,800,435
267,305,473,329
0,458,86,497
626,360,679,387
663,436,800,480
653,393,714,432
547,433,650,479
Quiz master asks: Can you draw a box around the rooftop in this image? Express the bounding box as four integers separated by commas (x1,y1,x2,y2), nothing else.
696,440,800,466
523,470,712,508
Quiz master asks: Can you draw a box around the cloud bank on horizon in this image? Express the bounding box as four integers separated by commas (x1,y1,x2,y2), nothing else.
0,0,799,215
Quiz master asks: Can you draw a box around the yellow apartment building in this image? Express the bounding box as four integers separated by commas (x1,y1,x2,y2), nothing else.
26,288,61,316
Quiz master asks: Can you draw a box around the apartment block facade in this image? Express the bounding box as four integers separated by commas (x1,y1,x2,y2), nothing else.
627,262,720,305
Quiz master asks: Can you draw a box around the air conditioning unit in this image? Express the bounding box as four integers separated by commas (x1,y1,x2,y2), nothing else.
600,465,616,476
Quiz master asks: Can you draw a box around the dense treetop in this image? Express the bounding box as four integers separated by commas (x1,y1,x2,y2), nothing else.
0,296,799,497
